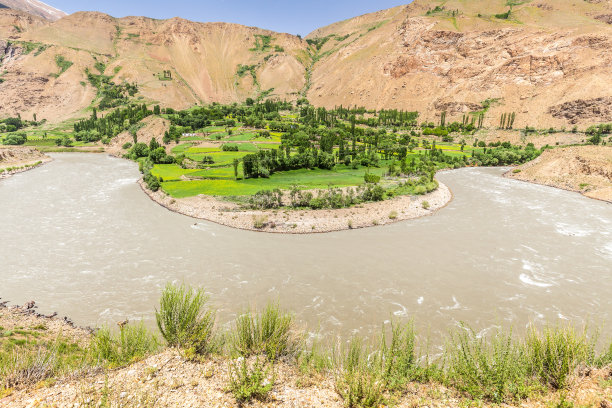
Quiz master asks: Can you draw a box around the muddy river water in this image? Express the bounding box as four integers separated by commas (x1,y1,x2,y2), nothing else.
1,153,611,344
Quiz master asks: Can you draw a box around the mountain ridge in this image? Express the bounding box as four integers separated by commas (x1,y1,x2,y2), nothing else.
0,0,66,21
1,0,611,128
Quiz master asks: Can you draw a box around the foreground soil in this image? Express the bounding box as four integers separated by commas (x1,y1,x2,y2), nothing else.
1,304,611,408
141,180,452,234
0,146,51,179
507,145,612,202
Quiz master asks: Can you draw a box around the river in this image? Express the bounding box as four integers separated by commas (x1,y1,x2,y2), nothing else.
1,153,611,345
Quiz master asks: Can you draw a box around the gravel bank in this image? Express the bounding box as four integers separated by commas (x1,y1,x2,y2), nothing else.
0,146,52,180
140,181,453,234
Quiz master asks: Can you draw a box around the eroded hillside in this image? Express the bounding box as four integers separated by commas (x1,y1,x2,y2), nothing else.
0,0,65,21
1,0,612,128
0,10,308,123
307,0,612,128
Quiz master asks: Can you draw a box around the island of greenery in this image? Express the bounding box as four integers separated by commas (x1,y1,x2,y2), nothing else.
3,97,610,231
74,99,544,231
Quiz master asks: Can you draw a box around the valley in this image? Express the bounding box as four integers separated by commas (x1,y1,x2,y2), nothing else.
0,0,611,407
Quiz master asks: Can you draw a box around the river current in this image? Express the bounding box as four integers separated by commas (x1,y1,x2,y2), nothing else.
1,153,611,344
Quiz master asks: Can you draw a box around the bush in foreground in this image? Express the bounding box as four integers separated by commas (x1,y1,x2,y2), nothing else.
227,356,274,402
90,323,159,368
446,327,534,403
525,326,596,389
155,283,217,355
0,336,87,392
334,337,386,408
231,302,300,361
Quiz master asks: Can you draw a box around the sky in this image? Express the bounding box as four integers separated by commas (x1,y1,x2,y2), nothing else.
47,0,411,36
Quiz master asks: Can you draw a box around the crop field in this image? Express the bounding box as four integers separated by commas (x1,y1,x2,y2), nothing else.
4,100,541,209
161,166,387,197
151,129,493,199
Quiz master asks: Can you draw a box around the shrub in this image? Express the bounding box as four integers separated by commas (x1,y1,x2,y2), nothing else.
334,337,386,408
129,143,149,159
422,201,430,209
54,136,73,147
222,144,239,152
364,173,380,184
2,132,27,145
298,340,333,376
155,283,217,355
122,142,133,150
249,189,283,210
377,322,419,390
513,168,522,174
90,323,159,368
144,173,161,192
525,326,595,389
388,211,398,220
252,215,268,229
361,185,385,202
446,327,533,403
227,356,274,402
308,197,327,209
231,303,299,361
201,155,215,165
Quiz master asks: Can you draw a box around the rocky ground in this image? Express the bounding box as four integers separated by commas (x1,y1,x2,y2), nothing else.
471,129,589,149
0,146,51,179
140,180,452,234
507,145,612,202
106,116,171,157
1,304,611,408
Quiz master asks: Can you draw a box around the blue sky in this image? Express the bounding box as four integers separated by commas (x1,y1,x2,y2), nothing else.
48,0,410,36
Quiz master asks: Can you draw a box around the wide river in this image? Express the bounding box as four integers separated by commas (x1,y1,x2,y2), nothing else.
1,153,611,345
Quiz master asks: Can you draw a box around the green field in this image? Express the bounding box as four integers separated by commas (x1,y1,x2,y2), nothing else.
161,166,387,197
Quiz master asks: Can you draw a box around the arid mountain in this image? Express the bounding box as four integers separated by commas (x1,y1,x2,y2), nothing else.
306,0,612,128
0,11,307,122
0,0,65,21
1,0,612,128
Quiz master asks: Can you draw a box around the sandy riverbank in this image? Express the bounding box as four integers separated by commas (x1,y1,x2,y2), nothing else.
0,146,52,180
140,180,453,234
505,145,612,203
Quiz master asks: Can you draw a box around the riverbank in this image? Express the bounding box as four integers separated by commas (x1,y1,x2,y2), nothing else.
139,180,452,234
1,299,611,408
505,145,612,203
0,146,51,180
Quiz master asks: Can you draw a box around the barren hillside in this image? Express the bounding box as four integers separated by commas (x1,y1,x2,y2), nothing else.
508,145,612,202
1,0,612,128
307,0,612,128
0,11,308,123
0,0,65,21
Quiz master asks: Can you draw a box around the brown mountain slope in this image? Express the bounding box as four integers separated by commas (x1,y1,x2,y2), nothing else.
1,0,612,127
0,12,308,122
507,145,612,202
307,0,612,128
0,0,65,21
0,8,46,37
